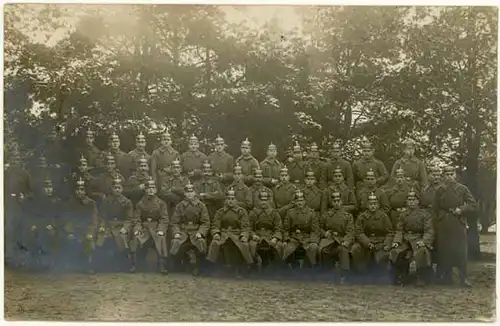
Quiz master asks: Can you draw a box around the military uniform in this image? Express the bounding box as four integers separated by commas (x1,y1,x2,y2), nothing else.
260,158,283,188
251,183,275,209
80,143,103,170
181,150,207,178
325,158,354,189
128,149,150,176
124,171,152,205
208,135,234,184
228,179,253,211
356,187,390,214
287,159,307,186
389,157,428,191
385,181,412,228
159,171,189,216
273,180,297,218
248,201,283,265
108,149,130,179
353,157,388,188
305,156,327,189
194,176,224,220
323,184,357,214
303,183,324,213
96,170,126,200
151,146,179,186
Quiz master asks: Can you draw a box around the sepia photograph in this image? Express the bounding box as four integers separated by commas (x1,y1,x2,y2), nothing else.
3,3,497,322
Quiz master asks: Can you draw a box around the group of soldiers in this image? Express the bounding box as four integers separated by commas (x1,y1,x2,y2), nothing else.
4,128,477,287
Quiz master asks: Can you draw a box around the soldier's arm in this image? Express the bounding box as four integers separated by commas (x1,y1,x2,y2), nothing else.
198,203,211,238
379,191,390,214
158,200,169,233
210,182,224,200
460,185,477,213
248,210,257,237
240,208,251,239
344,189,357,213
321,189,329,215
123,199,135,230
393,212,404,244
272,210,283,240
170,204,182,236
261,163,273,187
132,204,143,233
343,213,355,247
268,189,276,208
90,201,100,235
376,161,389,186
244,188,253,210
319,210,328,236
419,161,429,190
355,215,371,247
422,210,435,248
382,212,394,247
211,209,222,236
345,162,355,189
283,211,291,241
310,211,321,243
389,160,401,185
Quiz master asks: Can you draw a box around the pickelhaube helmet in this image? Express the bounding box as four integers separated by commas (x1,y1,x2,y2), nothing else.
145,177,156,189
139,156,148,164
112,176,123,186
331,191,341,200
254,168,263,177
106,153,115,163
310,142,319,151
295,189,305,201
189,134,198,143
333,165,343,175
76,177,85,188
268,142,277,151
259,190,270,200
306,170,315,178
172,157,181,167
407,187,418,200
361,139,372,149
79,154,87,164
280,166,289,174
202,160,212,169
234,162,242,173
293,141,301,152
368,192,378,202
185,180,194,191
395,167,405,176
226,186,236,197
110,131,119,141
241,137,251,147
366,168,375,177
44,177,53,187
136,131,146,141
215,134,225,145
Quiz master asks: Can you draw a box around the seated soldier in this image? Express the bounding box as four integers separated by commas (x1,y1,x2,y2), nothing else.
132,178,169,274
194,160,224,220
207,188,254,278
351,192,393,283
385,167,412,228
250,168,275,209
228,163,253,211
287,141,307,186
158,158,189,217
95,177,135,272
260,142,283,189
323,166,357,214
181,134,207,180
124,156,151,205
391,188,434,286
95,153,126,204
66,155,100,202
319,191,355,284
356,168,390,214
170,182,210,276
249,190,283,274
303,170,324,213
282,190,320,271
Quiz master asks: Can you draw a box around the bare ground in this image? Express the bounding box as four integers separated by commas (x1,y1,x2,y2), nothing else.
4,234,496,322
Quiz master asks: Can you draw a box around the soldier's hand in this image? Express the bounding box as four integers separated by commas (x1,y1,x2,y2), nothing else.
31,225,37,231
156,231,165,237
368,243,375,250
139,184,146,190
86,234,93,240
392,242,399,249
120,227,127,234
99,226,105,233
341,241,349,248
252,234,260,241
454,207,462,215
46,224,53,231
174,233,181,239
68,233,75,240
213,234,221,241
271,178,278,184
200,193,206,198
195,233,202,239
240,236,248,243
188,171,195,177
324,230,331,238
271,237,278,245
134,230,142,236
309,243,318,249
383,245,390,251
416,240,425,248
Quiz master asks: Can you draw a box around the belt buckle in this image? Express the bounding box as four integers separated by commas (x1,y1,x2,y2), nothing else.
370,233,375,237
147,218,152,222
188,221,193,225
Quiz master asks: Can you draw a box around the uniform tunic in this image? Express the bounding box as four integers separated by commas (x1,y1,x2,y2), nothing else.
323,183,357,214
235,155,260,185
273,181,297,217
80,143,104,170
282,206,320,264
170,198,210,256
305,157,327,189
133,195,169,257
319,208,355,270
286,159,308,185
194,177,224,220
351,209,393,270
208,151,234,183
228,180,253,211
158,174,189,214
389,156,428,190
385,182,412,227
356,186,390,214
325,157,354,189
109,149,130,179
251,183,275,209
433,181,477,271
260,157,283,188
352,156,388,188
249,206,283,259
97,194,134,251
95,171,126,199
124,172,151,204
150,146,180,185
128,148,151,177
303,184,324,213
207,205,253,264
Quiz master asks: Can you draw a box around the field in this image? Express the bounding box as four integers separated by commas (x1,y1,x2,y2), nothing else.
4,234,496,322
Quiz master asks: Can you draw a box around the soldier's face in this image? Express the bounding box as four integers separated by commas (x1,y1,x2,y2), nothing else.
234,171,243,181
396,174,405,184
260,197,269,208
139,162,149,172
254,174,263,183
110,139,120,150
429,171,441,183
76,187,86,198
215,143,224,152
296,198,305,208
161,135,172,147
332,197,342,210
407,197,419,209
226,196,236,207
189,141,198,151
362,148,373,158
112,184,123,196
404,146,415,157
333,173,343,184
331,147,341,158
368,201,379,212
186,189,195,200
293,150,302,159
40,157,47,168
146,186,156,196
173,165,181,175
136,138,146,150
365,176,376,186
280,172,289,182
444,171,455,183
79,162,88,172
241,145,250,155
305,176,316,186
44,186,53,197
310,148,319,158
107,161,116,172
267,148,277,158
86,135,94,145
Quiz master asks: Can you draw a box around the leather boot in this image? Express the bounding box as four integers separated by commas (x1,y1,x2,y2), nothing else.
128,252,136,273
158,257,168,274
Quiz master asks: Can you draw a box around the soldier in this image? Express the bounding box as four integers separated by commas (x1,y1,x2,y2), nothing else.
391,189,434,286
62,178,99,273
303,170,324,214
95,177,135,272
385,168,413,228
158,158,189,216
389,139,428,191
250,169,275,209
228,163,253,211
150,129,180,188
208,135,234,186
128,131,150,177
352,140,388,188
305,142,327,189
80,128,103,170
287,141,308,186
66,155,100,202
124,156,152,205
260,142,283,188
325,141,354,189
249,190,283,273
181,134,207,180
356,168,390,214
194,161,224,220
4,147,32,200
108,132,130,179
132,178,169,274
235,138,260,186
273,166,297,220
323,166,357,214
351,193,393,281
319,191,355,284
207,188,254,278
420,164,443,209
433,165,477,287
170,182,210,276
95,154,126,201
31,155,56,196
282,190,320,269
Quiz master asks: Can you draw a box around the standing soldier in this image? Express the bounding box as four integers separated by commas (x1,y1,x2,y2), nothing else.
273,166,297,219
250,168,275,209
67,155,100,202
433,166,477,287
391,189,434,286
95,154,126,202
319,191,355,284
323,166,357,214
158,158,189,216
62,178,99,273
235,138,260,186
249,190,283,273
208,135,234,187
420,164,442,209
108,132,130,179
385,168,413,228
132,178,170,274
181,134,207,180
351,192,393,281
128,132,150,178
389,139,428,191
170,182,210,276
151,129,179,188
282,190,320,270
194,161,224,220
325,141,354,189
302,170,324,214
228,163,253,211
124,156,152,205
305,142,327,189
287,141,308,186
81,128,103,171
95,177,135,272
356,168,390,214
31,155,54,196
352,140,388,189
207,187,254,278
260,142,283,188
